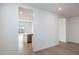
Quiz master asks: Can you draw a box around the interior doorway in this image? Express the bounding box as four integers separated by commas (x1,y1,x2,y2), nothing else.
17,6,33,54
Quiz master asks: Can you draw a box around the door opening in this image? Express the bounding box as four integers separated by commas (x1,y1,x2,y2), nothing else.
17,6,33,54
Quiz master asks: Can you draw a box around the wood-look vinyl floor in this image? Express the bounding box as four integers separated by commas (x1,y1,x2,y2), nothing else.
19,42,79,55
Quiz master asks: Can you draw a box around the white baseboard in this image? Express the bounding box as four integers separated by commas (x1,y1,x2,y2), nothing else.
33,42,59,52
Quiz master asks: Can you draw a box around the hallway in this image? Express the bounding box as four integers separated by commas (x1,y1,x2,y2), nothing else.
18,34,33,55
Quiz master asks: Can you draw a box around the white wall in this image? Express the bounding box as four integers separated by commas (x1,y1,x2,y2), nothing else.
0,3,60,54
24,22,32,33
67,17,79,43
59,18,66,42
18,21,32,33
0,4,18,54
32,8,59,51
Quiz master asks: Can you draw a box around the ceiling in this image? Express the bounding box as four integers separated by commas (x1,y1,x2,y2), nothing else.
25,3,79,18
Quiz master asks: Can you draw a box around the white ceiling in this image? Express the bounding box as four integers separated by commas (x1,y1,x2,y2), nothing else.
25,3,79,18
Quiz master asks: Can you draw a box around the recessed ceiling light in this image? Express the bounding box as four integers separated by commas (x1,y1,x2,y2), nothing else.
58,7,62,10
